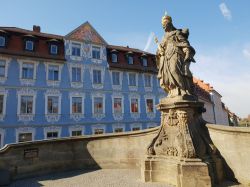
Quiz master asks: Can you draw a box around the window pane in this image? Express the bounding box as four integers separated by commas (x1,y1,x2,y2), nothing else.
47,132,58,139
112,72,120,85
0,95,3,114
142,58,148,66
128,56,133,64
72,130,82,136
25,40,34,51
145,75,151,87
94,128,104,134
48,96,59,114
72,97,82,113
48,65,59,81
18,133,32,142
0,60,5,77
146,99,153,113
112,53,117,63
92,46,101,59
72,43,81,56
132,127,140,131
131,98,138,113
22,63,34,79
0,36,6,47
114,98,122,113
72,67,81,82
114,128,123,133
93,70,101,84
20,96,33,114
129,73,136,86
50,44,58,54
94,97,103,114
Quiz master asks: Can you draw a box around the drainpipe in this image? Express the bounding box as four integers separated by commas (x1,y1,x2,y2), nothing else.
210,92,217,124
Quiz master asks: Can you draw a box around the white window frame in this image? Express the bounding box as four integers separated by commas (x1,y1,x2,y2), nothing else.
71,42,82,57
69,92,85,121
18,59,38,86
90,65,105,89
110,70,123,90
92,92,105,120
50,44,58,55
17,88,36,122
92,124,105,135
144,73,153,92
0,128,4,148
25,40,34,51
111,92,124,121
16,127,35,143
144,94,156,119
91,45,103,63
127,72,138,91
112,123,125,133
68,41,83,61
68,63,84,88
130,123,142,131
44,126,61,139
129,93,140,119
44,89,62,123
0,88,8,121
45,62,63,87
69,125,84,137
0,56,10,84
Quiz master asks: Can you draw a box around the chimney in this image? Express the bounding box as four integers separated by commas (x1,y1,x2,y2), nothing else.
33,25,41,33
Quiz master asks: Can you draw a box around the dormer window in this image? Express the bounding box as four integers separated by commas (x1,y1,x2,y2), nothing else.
0,36,6,47
50,44,58,55
128,56,133,65
92,46,101,59
112,53,118,63
25,40,34,51
142,58,148,67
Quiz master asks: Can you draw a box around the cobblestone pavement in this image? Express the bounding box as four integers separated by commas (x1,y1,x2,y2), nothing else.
9,169,172,187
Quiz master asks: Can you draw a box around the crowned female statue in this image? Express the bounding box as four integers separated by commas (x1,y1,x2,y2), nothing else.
156,13,196,98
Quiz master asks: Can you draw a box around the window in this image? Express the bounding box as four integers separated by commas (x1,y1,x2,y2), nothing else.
47,131,58,139
18,133,32,142
146,99,154,113
131,98,139,113
25,40,34,51
20,96,33,114
128,56,133,64
114,128,123,133
22,63,34,79
132,127,140,131
50,44,58,55
48,65,59,81
142,58,148,67
0,60,6,77
128,73,136,86
93,70,102,84
72,97,82,114
94,128,104,135
72,67,81,82
71,43,81,56
0,95,3,114
94,97,103,114
111,53,118,63
144,74,152,87
0,36,6,47
112,72,120,85
113,98,122,113
92,46,101,59
47,96,59,114
71,130,82,136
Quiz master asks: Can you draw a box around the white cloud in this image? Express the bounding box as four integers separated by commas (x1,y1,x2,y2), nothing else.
191,44,250,118
144,32,154,52
219,3,232,20
243,47,250,61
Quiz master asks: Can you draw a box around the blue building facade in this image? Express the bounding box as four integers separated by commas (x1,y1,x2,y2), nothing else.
0,22,165,148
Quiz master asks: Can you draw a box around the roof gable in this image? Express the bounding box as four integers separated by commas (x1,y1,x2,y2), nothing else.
65,21,107,45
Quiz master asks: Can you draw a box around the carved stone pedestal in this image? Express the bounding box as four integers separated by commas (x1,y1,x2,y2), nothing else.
142,156,211,187
141,98,222,187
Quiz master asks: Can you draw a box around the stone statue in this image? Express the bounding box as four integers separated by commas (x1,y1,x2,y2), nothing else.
155,13,196,98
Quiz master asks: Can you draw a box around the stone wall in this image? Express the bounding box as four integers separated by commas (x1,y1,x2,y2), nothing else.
207,124,250,186
0,127,158,182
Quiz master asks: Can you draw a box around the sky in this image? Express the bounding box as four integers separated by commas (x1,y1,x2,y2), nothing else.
1,0,250,118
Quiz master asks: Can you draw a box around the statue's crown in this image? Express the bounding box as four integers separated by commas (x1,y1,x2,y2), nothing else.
162,11,172,23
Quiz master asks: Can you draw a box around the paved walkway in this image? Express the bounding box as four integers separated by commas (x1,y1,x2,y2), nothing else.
9,169,172,187
8,169,243,187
